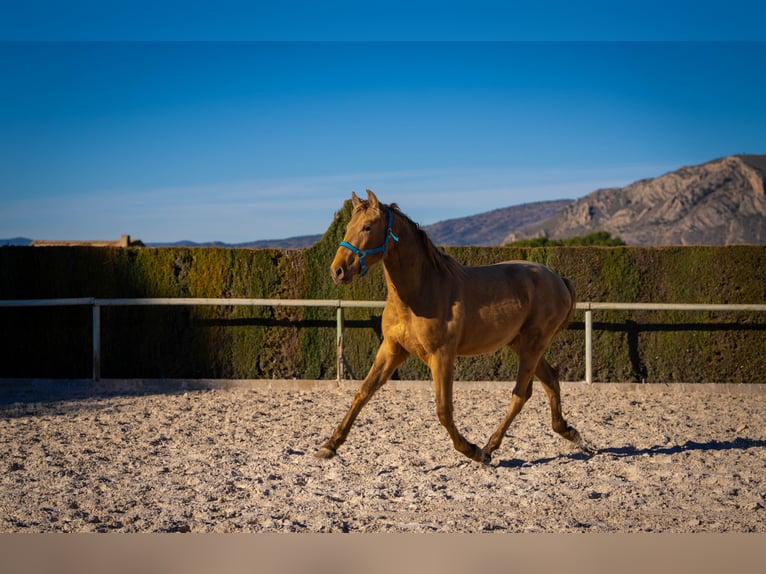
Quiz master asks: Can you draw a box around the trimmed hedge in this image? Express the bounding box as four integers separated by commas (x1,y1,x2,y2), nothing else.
2,203,765,382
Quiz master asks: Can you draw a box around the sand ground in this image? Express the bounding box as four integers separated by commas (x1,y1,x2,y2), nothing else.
1,380,764,533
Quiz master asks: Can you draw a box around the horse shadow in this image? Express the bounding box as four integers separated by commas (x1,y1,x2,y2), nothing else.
495,436,766,468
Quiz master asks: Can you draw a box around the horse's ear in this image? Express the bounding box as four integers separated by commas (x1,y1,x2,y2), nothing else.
366,189,379,209
351,191,362,208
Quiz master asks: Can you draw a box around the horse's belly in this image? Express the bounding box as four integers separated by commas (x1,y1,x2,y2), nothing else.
456,313,521,356
456,335,516,357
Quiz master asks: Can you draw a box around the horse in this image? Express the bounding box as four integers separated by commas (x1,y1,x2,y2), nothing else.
316,189,586,463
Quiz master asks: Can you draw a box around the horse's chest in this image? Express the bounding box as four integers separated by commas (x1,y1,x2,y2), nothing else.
384,307,461,360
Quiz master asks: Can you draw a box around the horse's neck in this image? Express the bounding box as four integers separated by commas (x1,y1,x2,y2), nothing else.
383,214,441,303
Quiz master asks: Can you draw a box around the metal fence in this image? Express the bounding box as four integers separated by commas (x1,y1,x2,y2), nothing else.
2,298,765,383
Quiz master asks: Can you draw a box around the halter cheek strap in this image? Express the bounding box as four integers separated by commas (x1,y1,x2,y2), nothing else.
339,208,400,277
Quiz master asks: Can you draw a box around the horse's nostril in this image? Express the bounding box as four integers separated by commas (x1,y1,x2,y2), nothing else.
333,266,344,279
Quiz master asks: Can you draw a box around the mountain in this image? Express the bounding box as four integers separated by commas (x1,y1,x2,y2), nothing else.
506,155,766,246
7,155,765,249
0,237,32,246
144,201,570,248
422,199,572,246
146,235,323,249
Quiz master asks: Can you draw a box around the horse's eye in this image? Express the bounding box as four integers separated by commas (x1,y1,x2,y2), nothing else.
362,225,372,232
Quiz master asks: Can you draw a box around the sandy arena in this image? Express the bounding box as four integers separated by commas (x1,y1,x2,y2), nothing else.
1,380,764,533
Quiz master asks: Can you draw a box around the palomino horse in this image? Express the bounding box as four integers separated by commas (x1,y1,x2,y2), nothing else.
316,190,585,463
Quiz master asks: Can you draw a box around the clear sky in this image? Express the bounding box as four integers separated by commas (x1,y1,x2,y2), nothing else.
1,2,765,243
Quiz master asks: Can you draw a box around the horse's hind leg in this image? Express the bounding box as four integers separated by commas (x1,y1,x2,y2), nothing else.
316,340,409,459
535,358,584,447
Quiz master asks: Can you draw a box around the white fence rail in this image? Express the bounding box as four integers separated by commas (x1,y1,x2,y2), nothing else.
575,302,766,384
2,298,765,383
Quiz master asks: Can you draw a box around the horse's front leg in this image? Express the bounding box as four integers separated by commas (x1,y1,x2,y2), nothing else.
431,351,488,463
315,339,408,459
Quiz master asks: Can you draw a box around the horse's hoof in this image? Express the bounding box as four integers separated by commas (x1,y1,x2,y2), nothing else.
472,445,491,464
315,447,337,459
578,442,597,457
573,434,597,457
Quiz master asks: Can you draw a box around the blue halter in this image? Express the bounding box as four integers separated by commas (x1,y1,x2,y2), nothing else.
339,207,400,276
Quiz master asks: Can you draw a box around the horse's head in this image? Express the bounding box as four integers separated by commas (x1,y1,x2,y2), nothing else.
331,189,399,285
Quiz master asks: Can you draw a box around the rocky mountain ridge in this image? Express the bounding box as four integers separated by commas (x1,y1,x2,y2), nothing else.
507,155,766,246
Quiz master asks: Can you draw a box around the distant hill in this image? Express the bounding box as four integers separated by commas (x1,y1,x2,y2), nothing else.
506,155,766,246
30,202,570,250
7,155,764,249
0,237,32,246
231,199,571,248
146,235,323,249
422,199,572,246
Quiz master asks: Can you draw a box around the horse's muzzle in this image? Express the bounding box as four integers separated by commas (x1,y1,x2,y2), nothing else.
331,264,351,285
330,256,356,284
331,248,358,285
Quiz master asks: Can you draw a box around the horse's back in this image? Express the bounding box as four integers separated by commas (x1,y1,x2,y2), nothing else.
463,259,573,325
466,259,569,292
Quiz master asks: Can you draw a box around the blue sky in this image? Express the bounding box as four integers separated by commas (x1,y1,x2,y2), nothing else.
1,3,766,243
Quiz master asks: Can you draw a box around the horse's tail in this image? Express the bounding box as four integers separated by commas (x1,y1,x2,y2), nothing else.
560,276,577,332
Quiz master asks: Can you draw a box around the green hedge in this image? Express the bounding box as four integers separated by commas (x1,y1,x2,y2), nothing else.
2,203,765,382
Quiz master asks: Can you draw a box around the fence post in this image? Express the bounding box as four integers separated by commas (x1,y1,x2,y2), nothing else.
92,303,101,382
336,305,345,382
584,308,593,384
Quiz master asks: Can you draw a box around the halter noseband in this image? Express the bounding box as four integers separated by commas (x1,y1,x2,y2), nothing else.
339,207,400,277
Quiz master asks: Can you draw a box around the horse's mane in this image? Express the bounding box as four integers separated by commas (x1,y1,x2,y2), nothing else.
390,204,466,279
